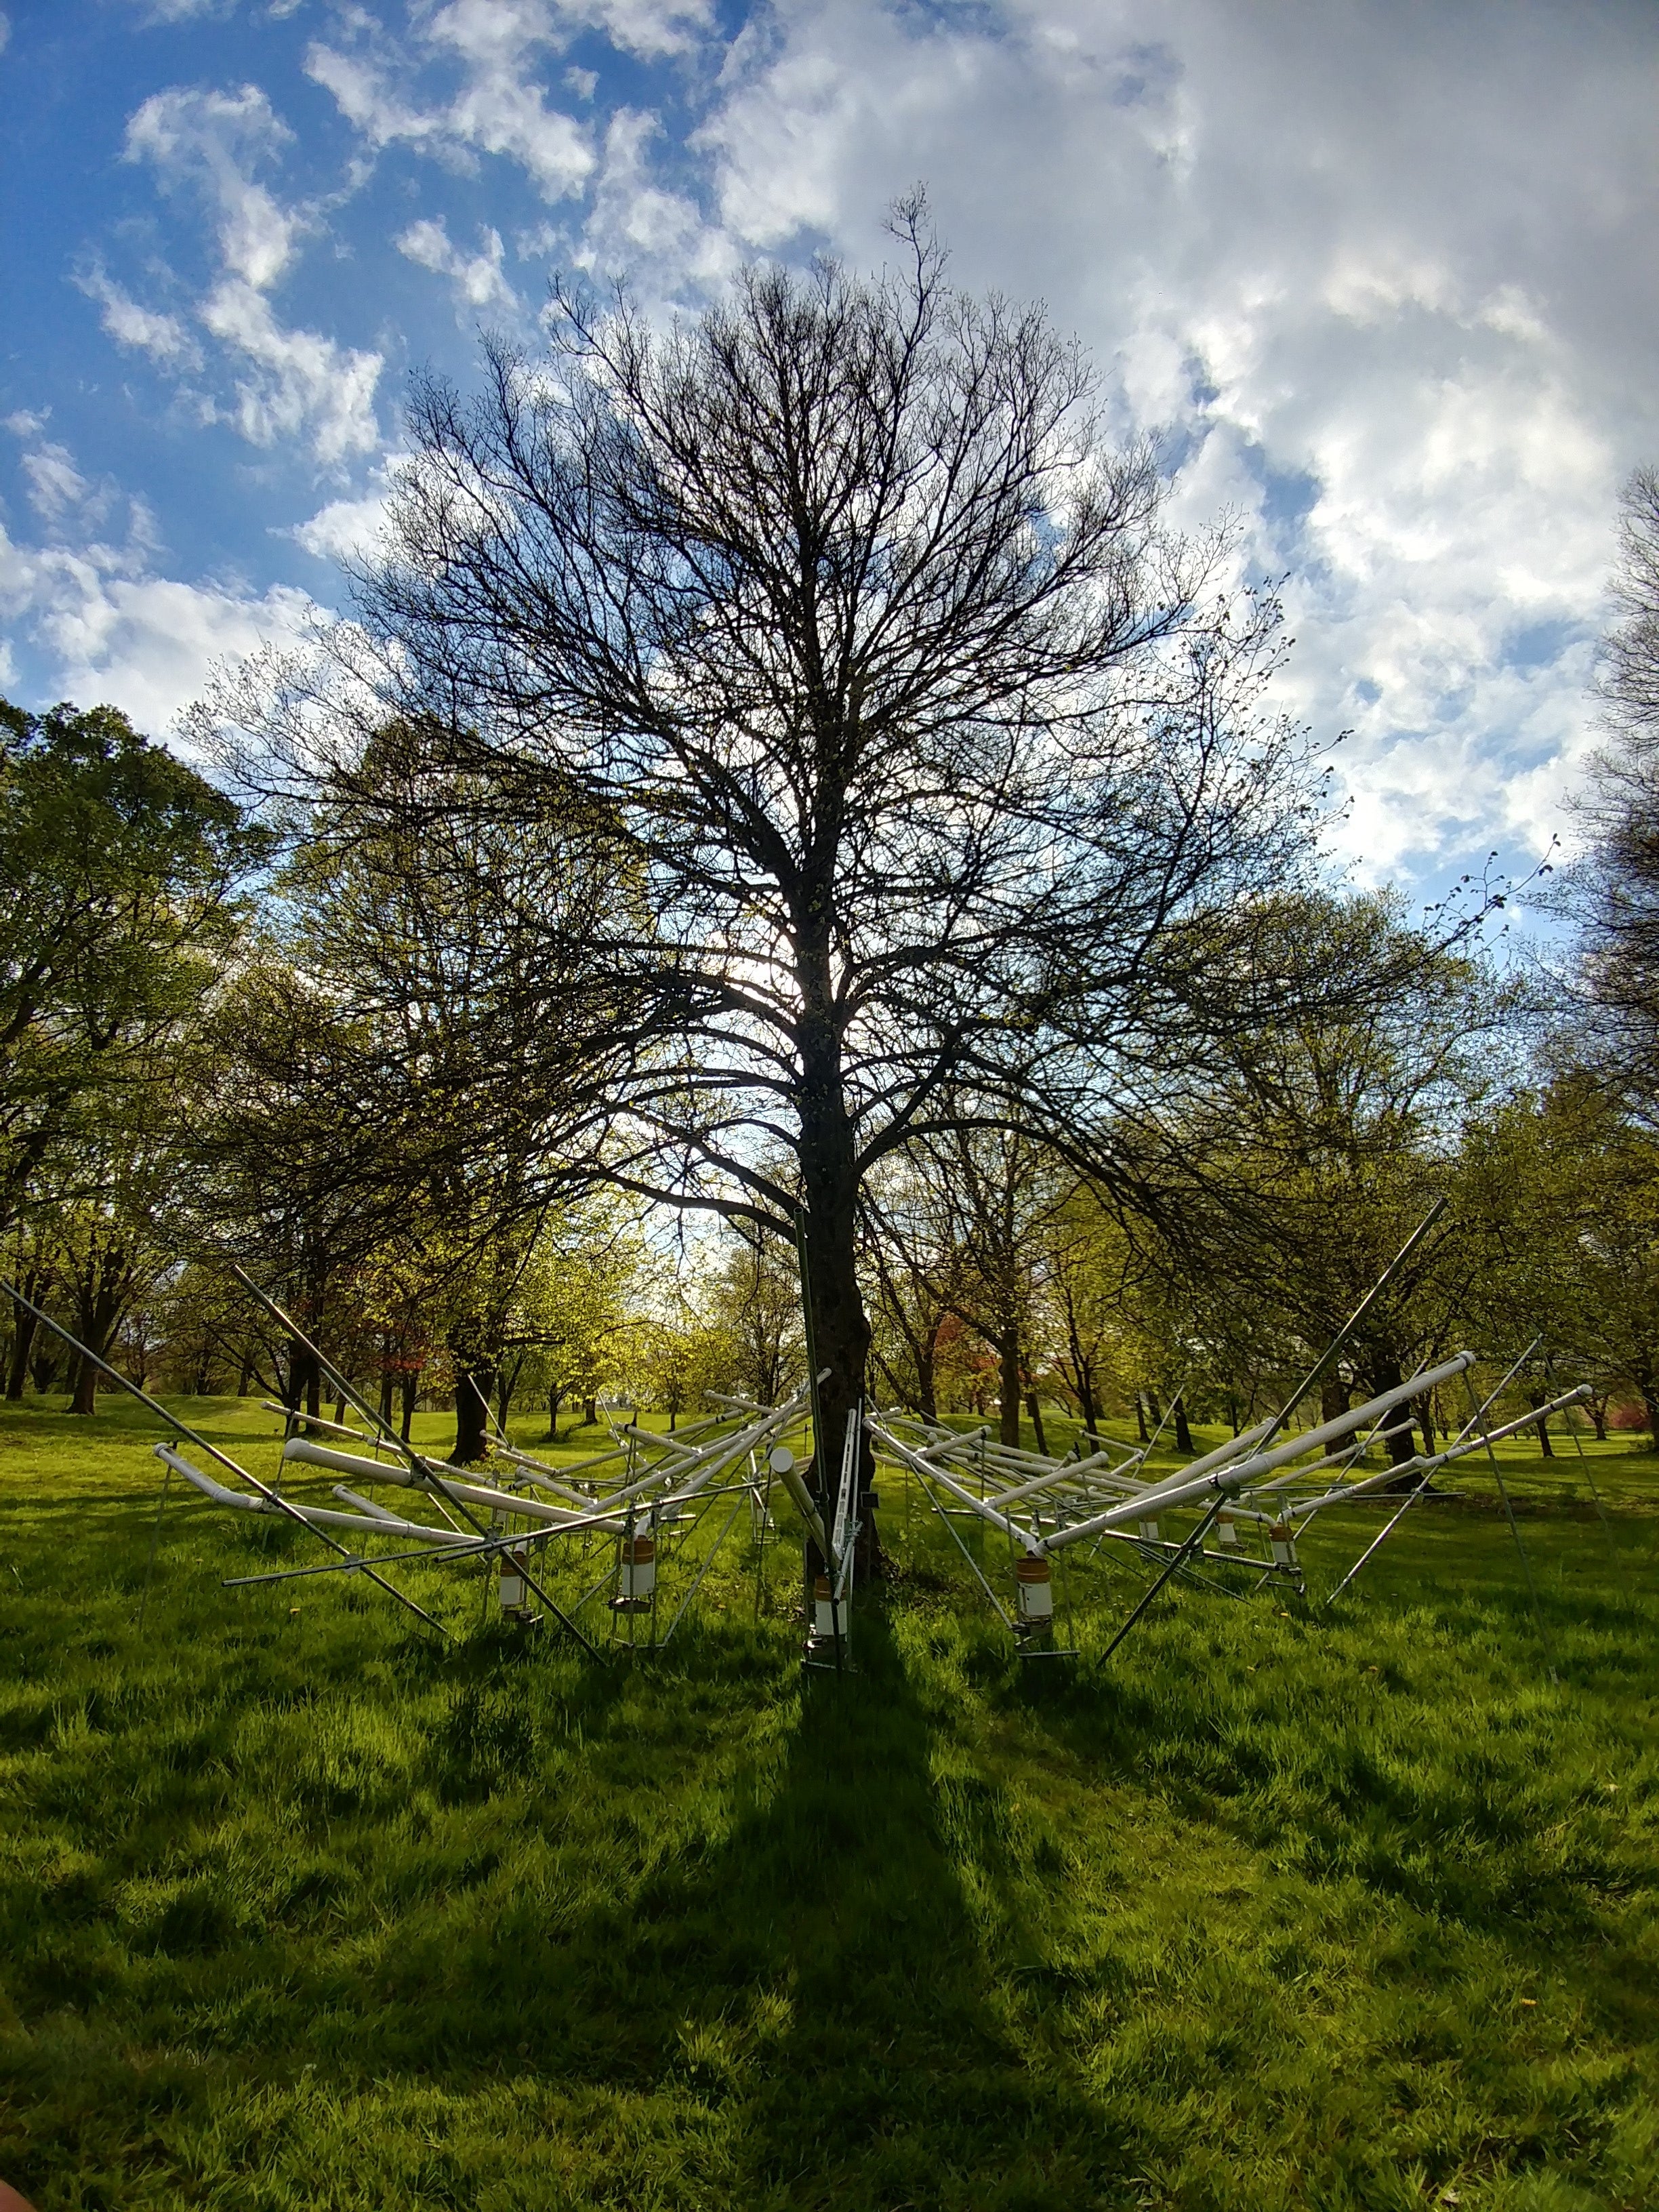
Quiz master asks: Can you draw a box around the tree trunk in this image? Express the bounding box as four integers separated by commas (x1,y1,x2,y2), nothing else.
1320,1374,1350,1425
1134,1393,1149,1445
401,1367,418,1442
1525,1391,1555,1458
5,1298,39,1401
582,1394,597,1429
795,1068,879,1569
1173,1399,1194,1455
1075,1372,1101,1441
380,1368,394,1427
1366,1357,1419,1477
238,1353,254,1397
546,1382,562,1439
916,1330,939,1423
70,1354,98,1416
1025,1390,1048,1456
451,1365,495,1463
998,1332,1021,1449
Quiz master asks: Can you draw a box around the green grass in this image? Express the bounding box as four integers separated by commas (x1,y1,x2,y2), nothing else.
2,1393,1658,2210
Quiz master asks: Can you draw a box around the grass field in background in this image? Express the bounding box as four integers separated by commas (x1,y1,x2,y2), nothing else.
1,1391,1657,2211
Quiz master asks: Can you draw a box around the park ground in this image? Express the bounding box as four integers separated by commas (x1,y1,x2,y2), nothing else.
1,1393,1656,2211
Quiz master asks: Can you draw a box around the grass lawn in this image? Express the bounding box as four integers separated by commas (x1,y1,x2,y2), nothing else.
1,1392,1657,2210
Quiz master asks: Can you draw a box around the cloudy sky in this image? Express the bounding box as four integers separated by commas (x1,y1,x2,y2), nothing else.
3,0,1656,897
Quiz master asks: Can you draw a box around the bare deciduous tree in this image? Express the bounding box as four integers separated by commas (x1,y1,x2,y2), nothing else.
221,207,1329,1530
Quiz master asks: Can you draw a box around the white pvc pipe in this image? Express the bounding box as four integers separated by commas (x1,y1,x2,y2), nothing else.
281,1438,618,1529
1284,1384,1592,1519
1040,1353,1477,1555
158,1446,462,1545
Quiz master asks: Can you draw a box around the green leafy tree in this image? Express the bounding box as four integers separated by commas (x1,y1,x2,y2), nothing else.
0,698,269,1228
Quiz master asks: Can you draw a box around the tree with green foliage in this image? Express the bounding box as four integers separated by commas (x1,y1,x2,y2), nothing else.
0,698,269,1232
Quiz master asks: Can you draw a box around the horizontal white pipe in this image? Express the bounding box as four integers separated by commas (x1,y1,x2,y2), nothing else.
281,1437,615,1529
1284,1384,1593,1520
158,1446,462,1545
873,1427,1044,1556
1038,1361,1471,1555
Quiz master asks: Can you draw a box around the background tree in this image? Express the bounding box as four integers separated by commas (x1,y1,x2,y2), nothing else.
1557,465,1659,1118
0,698,268,1229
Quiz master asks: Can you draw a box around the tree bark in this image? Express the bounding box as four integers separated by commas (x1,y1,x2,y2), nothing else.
1025,1390,1048,1456
451,1364,495,1463
998,1332,1022,1449
5,1292,40,1401
794,960,880,1568
401,1366,418,1441
545,1382,562,1439
70,1354,98,1416
1525,1390,1555,1457
1173,1399,1194,1455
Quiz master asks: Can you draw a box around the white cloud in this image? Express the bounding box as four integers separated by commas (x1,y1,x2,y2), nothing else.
78,266,203,370
110,80,383,468
125,83,303,287
1,417,322,732
289,481,396,565
575,108,735,291
698,0,1659,884
396,215,518,312
197,278,382,462
307,18,594,202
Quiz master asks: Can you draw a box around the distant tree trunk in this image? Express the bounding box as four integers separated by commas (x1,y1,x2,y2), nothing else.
238,1352,254,1397
1134,1393,1149,1444
5,1288,41,1401
1173,1399,1194,1455
333,1392,348,1427
545,1381,563,1439
70,1355,97,1415
1073,1372,1101,1441
401,1366,418,1442
1418,1397,1437,1456
1525,1390,1555,1458
1365,1357,1419,1477
916,1328,939,1422
29,1345,59,1395
1320,1374,1350,1425
582,1394,597,1429
451,1365,495,1464
1587,1394,1609,1443
998,1333,1021,1448
380,1367,394,1427
1025,1390,1048,1456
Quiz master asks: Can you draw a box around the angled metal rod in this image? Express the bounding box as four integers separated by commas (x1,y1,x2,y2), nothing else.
914,1469,1017,1630
1,1277,449,1640
1255,1195,1450,1458
1543,1350,1631,1600
661,1494,747,1645
1098,1499,1229,1663
1460,1366,1557,1683
227,1262,598,1656
1322,1471,1438,1604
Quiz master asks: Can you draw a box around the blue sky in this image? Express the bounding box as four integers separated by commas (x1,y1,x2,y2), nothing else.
3,0,1658,900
